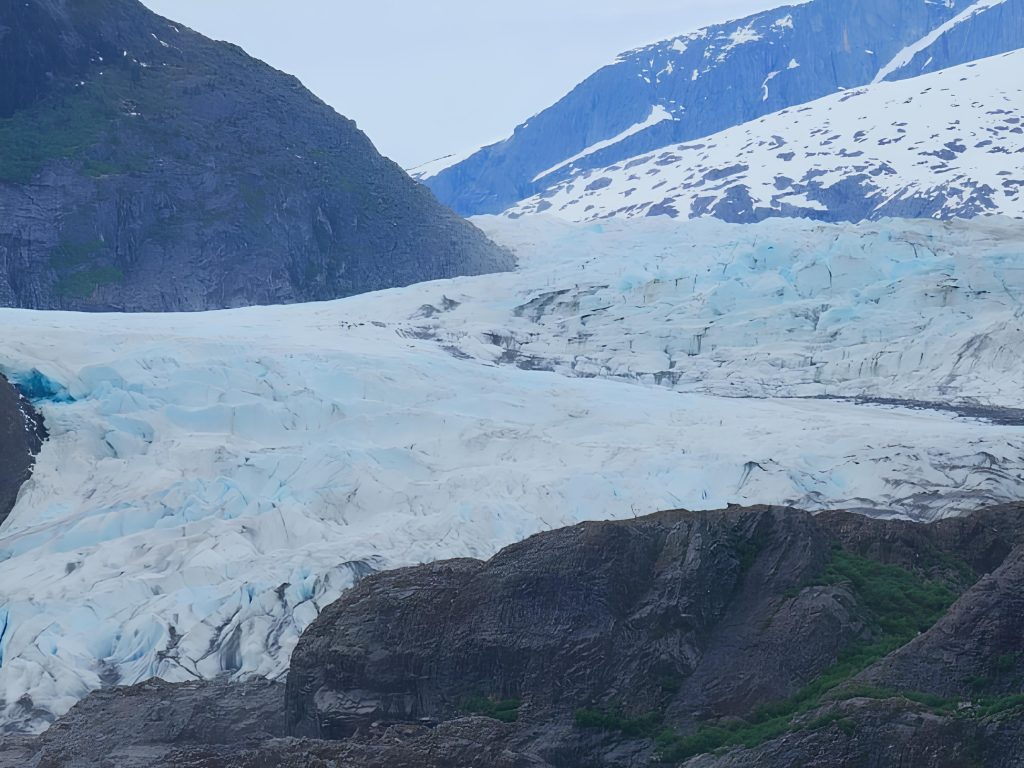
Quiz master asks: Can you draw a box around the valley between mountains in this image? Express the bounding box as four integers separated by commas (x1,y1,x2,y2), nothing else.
1,0,1023,765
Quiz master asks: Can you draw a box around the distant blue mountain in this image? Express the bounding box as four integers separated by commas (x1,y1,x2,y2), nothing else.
422,0,1021,216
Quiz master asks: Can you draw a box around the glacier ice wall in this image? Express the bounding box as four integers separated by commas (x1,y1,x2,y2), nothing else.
0,215,1022,732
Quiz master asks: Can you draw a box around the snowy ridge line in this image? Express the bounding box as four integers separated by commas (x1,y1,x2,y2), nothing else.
406,146,481,181
507,50,1024,223
423,0,998,216
531,105,674,183
1,214,1022,734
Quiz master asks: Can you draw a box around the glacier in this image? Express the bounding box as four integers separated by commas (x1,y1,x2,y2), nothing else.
1,215,1023,733
507,51,1024,223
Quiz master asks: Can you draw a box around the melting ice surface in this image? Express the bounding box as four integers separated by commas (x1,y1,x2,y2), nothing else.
1,215,1023,732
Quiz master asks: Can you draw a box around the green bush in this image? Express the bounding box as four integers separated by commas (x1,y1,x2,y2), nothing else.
637,547,961,761
461,696,521,723
55,266,124,299
574,708,662,738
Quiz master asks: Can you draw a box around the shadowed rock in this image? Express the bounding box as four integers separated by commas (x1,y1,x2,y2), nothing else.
0,373,46,526
0,0,512,312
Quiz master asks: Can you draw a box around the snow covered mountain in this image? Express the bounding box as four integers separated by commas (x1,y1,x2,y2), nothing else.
1,214,1023,732
421,0,1023,218
877,0,1024,81
507,50,1024,222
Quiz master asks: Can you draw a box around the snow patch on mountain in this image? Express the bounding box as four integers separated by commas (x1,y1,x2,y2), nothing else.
508,51,1024,223
873,0,1011,82
424,0,985,215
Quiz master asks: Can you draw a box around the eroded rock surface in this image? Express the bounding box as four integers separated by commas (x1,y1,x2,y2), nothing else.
0,373,45,526
13,504,1024,767
0,0,512,312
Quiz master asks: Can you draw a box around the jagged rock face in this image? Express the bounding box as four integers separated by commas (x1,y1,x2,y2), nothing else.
15,679,549,768
0,0,512,311
13,504,1024,767
0,373,45,526
881,0,1024,81
285,508,856,740
282,504,1024,763
24,678,286,768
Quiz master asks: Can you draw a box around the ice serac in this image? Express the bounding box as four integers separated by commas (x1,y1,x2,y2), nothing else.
507,51,1024,223
0,215,1022,733
423,0,982,215
0,0,512,312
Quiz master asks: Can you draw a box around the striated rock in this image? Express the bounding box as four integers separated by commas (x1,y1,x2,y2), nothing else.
283,503,1024,766
0,0,512,312
14,503,1024,767
857,544,1024,699
285,507,865,740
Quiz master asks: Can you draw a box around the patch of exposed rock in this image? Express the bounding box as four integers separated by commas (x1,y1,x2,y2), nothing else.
14,504,1024,767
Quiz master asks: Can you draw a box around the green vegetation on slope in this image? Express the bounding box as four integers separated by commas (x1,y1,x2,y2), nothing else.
0,66,154,184
55,266,124,299
461,696,522,723
576,545,963,761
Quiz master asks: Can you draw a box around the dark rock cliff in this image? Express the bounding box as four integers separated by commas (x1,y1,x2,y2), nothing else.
0,0,512,312
15,502,1024,767
0,373,46,526
286,506,859,741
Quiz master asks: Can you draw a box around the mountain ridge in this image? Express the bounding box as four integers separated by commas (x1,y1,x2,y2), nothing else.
422,0,1023,219
0,0,512,312
506,49,1024,222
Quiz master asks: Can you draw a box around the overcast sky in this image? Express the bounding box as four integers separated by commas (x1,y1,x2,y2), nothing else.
140,0,786,167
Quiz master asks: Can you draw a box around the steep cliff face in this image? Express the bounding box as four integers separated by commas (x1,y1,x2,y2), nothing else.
16,503,1024,767
880,0,1024,81
285,507,859,742
0,373,45,526
423,0,992,215
282,504,1024,768
505,50,1024,223
0,0,512,311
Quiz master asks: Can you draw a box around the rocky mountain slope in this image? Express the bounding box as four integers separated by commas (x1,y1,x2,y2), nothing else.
1,214,1022,734
507,50,1024,222
10,502,1024,767
876,0,1024,82
421,0,1023,216
0,374,45,526
0,0,511,312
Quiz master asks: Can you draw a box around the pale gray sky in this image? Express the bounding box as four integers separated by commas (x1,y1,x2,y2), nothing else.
141,0,786,167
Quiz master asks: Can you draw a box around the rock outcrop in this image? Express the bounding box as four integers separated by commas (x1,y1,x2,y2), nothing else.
15,503,1024,766
0,0,512,311
0,373,45,526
